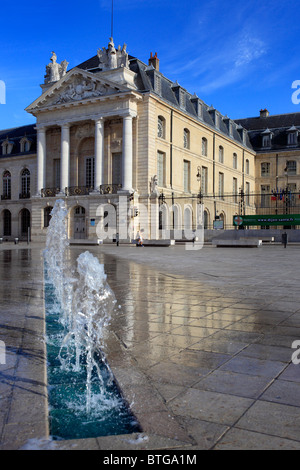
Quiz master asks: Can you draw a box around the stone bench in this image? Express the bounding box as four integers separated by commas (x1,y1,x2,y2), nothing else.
212,239,262,248
139,239,175,247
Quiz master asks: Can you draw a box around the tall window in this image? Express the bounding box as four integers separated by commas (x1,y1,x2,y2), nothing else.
157,151,165,187
245,159,250,175
183,128,190,149
53,159,60,188
183,160,191,193
233,177,238,203
157,116,165,139
112,153,122,184
288,132,297,145
3,209,11,236
2,170,11,199
286,160,297,175
261,185,270,208
219,146,224,163
233,153,238,169
261,162,270,177
21,208,30,235
219,172,224,200
262,134,271,147
245,182,250,205
44,206,53,228
201,166,208,195
85,157,95,188
202,137,208,156
21,168,30,196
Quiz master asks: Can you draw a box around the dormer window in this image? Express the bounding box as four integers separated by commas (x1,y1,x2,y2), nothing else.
261,129,272,148
1,139,13,155
20,137,31,153
287,126,298,146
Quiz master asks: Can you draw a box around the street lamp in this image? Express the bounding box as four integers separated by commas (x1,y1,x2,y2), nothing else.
196,166,203,204
239,187,245,217
284,162,290,214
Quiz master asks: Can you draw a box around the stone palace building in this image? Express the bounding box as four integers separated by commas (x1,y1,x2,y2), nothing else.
0,38,299,241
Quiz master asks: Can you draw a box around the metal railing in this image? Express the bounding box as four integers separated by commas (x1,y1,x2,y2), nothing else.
100,183,122,194
65,186,92,196
19,192,30,199
41,187,61,198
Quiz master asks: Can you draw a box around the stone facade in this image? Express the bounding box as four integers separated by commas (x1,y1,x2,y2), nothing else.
0,40,299,241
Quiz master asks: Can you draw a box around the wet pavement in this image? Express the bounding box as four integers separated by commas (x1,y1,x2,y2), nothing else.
1,242,300,450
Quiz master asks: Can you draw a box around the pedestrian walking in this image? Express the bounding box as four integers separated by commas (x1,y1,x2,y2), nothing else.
282,232,288,248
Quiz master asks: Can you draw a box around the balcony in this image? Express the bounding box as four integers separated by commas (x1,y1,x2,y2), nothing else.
1,194,11,200
100,184,122,194
41,187,61,198
65,186,92,196
19,192,30,199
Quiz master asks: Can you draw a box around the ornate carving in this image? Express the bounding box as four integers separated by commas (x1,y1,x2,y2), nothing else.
97,37,129,71
54,77,108,104
150,175,159,195
44,52,69,84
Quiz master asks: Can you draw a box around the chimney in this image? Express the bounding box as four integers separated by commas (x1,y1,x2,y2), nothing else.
148,52,159,71
260,109,269,118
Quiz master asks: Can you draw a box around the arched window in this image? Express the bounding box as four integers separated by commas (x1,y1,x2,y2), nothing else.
219,146,224,163
20,208,30,235
202,137,208,156
183,128,190,149
2,170,11,199
21,168,30,198
233,153,238,169
204,210,209,229
44,206,53,228
3,209,11,236
157,116,165,139
184,206,192,231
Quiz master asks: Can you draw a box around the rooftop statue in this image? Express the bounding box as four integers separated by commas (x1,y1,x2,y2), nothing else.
44,52,69,84
97,38,129,71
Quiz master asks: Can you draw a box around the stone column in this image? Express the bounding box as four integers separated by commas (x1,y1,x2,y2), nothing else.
122,114,133,191
94,118,104,190
60,123,70,193
36,127,46,195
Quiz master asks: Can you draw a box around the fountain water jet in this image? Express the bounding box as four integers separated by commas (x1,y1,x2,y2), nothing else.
43,200,139,438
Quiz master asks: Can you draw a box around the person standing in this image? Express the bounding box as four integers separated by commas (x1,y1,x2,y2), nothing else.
282,232,288,248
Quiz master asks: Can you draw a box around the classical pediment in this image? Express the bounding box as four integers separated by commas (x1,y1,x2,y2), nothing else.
26,68,130,113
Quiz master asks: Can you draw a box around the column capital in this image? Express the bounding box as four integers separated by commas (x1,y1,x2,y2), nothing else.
122,109,137,119
35,125,47,132
61,122,71,130
94,116,104,124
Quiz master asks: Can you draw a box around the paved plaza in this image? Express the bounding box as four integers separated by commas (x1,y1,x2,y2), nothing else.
0,242,300,450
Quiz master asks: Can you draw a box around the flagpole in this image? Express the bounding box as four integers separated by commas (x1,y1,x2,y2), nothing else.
111,0,114,38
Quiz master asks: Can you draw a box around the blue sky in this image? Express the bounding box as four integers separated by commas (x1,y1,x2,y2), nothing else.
1,0,300,130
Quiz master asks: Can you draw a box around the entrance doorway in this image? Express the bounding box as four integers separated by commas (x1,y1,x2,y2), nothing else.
73,206,86,239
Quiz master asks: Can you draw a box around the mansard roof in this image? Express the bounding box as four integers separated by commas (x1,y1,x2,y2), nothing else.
235,112,300,152
0,124,36,157
235,112,300,131
75,53,252,150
